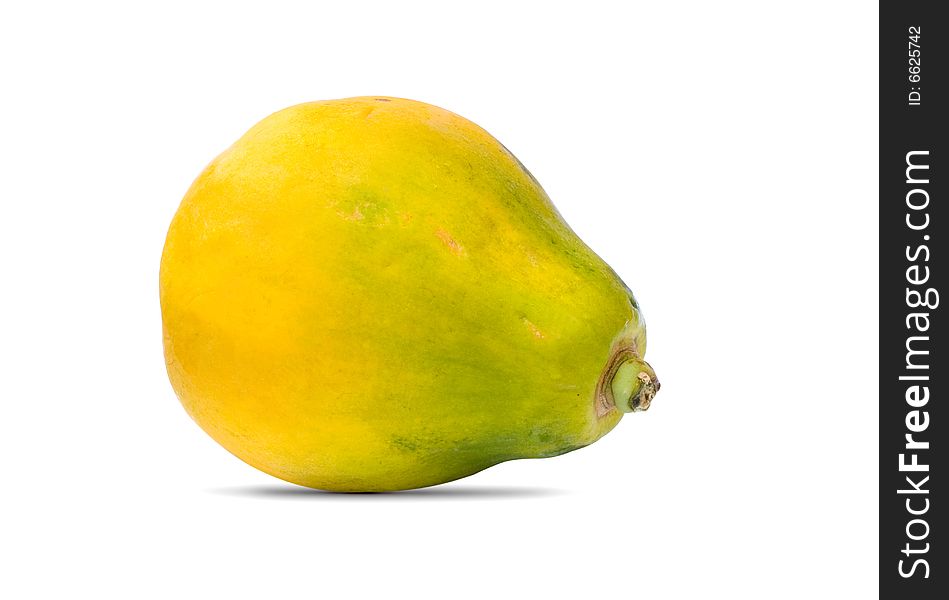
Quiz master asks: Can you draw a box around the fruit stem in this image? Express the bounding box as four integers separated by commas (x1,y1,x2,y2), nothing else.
609,354,659,413
595,344,660,417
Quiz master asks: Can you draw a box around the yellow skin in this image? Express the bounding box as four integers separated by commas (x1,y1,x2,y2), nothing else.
160,97,656,491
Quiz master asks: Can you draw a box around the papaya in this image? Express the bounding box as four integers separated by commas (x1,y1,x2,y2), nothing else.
159,97,658,491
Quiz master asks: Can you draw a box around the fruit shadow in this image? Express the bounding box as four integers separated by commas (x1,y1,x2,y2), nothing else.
208,484,566,500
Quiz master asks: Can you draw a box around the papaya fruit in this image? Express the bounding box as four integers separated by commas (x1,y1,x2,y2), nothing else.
160,97,658,491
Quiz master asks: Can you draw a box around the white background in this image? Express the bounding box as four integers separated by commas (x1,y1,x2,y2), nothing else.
1,1,878,598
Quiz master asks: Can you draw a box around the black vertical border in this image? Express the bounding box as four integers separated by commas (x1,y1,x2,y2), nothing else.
880,1,944,596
